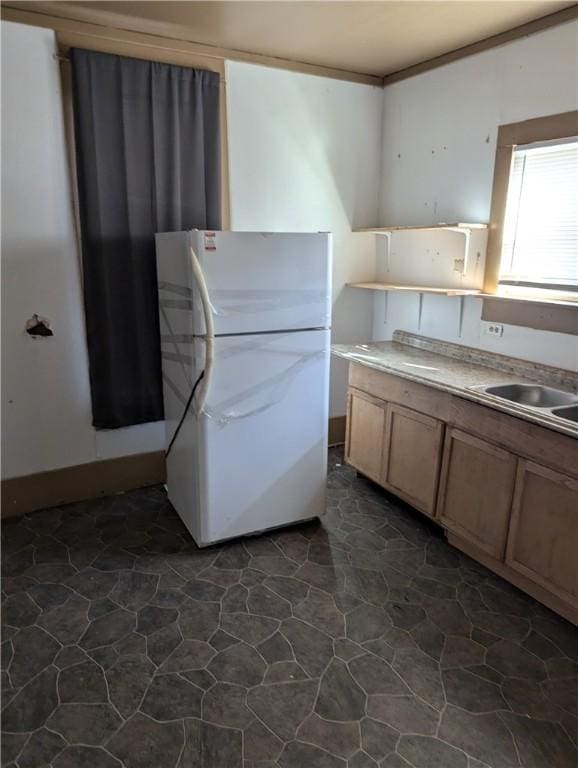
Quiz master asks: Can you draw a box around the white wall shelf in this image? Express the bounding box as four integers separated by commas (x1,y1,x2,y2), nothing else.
354,223,487,234
347,283,480,338
354,223,487,276
351,224,488,337
347,282,481,296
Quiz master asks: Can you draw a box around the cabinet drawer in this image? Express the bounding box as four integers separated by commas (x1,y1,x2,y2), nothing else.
506,461,578,605
383,404,443,516
437,428,517,559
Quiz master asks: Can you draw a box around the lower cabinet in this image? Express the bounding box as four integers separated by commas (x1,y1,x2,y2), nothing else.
506,461,578,606
383,404,443,517
437,428,517,559
345,389,386,484
344,366,578,624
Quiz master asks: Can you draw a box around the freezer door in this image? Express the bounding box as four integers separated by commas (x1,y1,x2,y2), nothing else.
190,230,332,335
170,329,330,546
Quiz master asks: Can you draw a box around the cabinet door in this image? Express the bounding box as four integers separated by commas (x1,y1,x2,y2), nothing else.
437,429,517,559
345,389,387,484
383,404,443,516
506,461,578,605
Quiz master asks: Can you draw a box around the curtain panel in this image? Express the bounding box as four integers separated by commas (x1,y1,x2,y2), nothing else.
71,48,221,429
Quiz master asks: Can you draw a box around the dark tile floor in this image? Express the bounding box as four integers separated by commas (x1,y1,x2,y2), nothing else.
1,448,577,768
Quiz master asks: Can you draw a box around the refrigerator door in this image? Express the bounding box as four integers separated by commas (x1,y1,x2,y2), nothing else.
165,329,330,546
189,230,332,335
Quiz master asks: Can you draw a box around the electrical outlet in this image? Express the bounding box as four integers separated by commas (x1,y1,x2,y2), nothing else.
483,322,504,337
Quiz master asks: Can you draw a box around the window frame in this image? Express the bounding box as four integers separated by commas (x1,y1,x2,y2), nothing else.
484,110,578,299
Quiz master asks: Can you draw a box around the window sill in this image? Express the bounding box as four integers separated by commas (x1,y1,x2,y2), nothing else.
482,286,578,307
481,288,578,336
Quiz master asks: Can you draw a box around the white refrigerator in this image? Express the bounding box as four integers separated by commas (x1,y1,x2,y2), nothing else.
155,230,332,547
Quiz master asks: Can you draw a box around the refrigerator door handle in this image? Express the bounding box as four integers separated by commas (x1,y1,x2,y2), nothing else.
189,246,215,413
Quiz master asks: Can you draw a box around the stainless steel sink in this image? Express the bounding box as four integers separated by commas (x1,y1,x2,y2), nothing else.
551,404,578,423
481,384,578,408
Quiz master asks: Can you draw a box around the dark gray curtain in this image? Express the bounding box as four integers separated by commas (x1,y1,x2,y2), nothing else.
71,48,221,429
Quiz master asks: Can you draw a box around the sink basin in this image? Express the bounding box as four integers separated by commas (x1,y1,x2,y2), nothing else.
481,384,578,408
551,404,578,423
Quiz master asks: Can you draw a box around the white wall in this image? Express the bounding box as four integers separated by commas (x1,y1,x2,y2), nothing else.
226,61,383,416
373,20,578,371
1,26,382,480
4,19,575,482
1,21,164,480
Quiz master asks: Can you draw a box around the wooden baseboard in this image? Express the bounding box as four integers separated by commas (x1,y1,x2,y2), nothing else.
448,533,578,627
328,415,346,446
1,451,166,519
2,417,345,518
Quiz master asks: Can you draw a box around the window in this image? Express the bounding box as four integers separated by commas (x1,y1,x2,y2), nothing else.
500,138,578,290
483,111,578,333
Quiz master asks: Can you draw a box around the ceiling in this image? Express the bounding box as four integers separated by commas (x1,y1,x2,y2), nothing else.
7,1,576,78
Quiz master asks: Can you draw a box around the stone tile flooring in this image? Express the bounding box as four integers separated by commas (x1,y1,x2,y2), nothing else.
1,449,578,768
